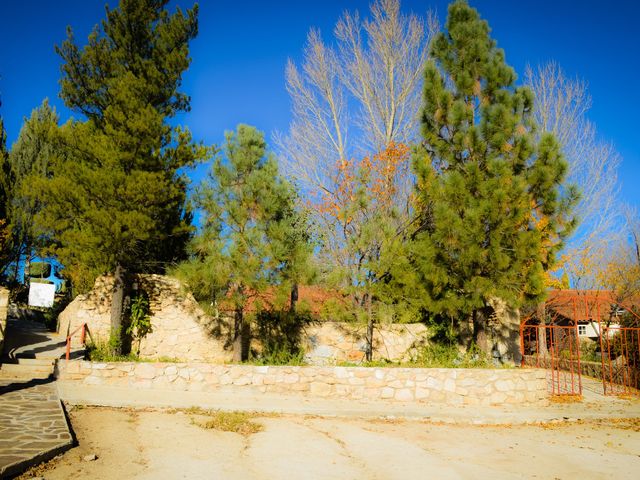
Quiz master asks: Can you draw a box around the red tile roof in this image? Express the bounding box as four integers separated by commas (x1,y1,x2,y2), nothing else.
546,290,621,322
218,285,347,316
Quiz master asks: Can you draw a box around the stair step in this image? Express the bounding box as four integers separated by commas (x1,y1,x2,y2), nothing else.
0,363,55,376
16,358,56,366
0,368,53,380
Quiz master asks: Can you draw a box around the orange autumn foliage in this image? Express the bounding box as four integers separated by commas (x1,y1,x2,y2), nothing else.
315,142,410,225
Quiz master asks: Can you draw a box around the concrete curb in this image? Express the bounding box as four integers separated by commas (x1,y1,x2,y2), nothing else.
56,382,640,426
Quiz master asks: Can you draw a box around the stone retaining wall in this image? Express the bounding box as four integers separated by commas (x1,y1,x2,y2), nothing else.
56,361,547,406
57,274,430,364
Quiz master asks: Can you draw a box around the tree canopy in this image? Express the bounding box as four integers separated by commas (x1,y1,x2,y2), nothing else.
33,0,205,293
178,124,312,360
391,0,577,349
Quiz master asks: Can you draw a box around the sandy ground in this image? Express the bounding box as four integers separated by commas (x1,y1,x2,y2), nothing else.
18,406,640,480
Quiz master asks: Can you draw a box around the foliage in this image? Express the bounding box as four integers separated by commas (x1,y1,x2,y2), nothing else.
317,142,419,357
31,0,207,295
28,261,51,278
599,208,640,304
579,340,599,363
176,125,312,361
0,114,12,269
390,0,577,350
278,1,438,343
252,308,313,365
4,101,60,278
126,291,153,355
247,348,307,367
414,343,494,369
86,338,138,362
336,343,499,368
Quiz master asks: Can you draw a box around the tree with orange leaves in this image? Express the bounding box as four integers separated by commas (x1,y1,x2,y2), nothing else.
314,142,414,360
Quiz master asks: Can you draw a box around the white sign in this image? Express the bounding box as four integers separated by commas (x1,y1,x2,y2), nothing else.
28,282,56,308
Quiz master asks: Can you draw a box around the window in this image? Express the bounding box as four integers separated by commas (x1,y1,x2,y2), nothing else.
578,324,587,336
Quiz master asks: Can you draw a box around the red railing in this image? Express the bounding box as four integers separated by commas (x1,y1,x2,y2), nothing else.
66,323,87,361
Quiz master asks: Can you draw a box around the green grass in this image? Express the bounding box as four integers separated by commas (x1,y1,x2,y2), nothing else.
338,344,507,369
85,340,185,363
85,341,140,362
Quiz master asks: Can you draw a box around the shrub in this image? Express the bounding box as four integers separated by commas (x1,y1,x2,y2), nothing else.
414,343,495,368
85,338,139,362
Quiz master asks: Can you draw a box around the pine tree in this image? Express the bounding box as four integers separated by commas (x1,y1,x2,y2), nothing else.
179,125,312,361
403,0,577,351
33,0,206,351
7,100,59,276
0,112,11,266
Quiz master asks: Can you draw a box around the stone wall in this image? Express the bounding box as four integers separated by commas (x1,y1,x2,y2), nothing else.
302,322,429,365
0,287,8,352
58,275,233,363
57,275,430,364
56,361,547,406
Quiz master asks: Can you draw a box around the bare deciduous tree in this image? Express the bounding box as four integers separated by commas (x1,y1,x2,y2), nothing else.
276,0,438,287
525,62,623,288
600,206,640,304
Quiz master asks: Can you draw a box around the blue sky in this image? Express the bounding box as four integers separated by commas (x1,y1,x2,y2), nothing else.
1,0,638,208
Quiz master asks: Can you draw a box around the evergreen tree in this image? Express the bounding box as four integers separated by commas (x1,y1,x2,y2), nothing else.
0,111,11,266
33,0,206,351
7,100,59,276
179,125,312,361
401,0,577,351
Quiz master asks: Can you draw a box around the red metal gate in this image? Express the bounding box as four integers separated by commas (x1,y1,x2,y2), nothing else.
520,290,640,397
520,321,582,395
600,325,640,395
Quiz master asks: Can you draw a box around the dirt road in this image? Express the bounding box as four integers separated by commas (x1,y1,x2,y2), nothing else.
20,407,640,479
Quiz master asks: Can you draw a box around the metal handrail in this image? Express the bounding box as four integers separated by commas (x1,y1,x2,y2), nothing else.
65,323,88,361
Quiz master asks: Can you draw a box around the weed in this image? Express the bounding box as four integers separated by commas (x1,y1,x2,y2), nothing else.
190,410,263,435
85,340,140,362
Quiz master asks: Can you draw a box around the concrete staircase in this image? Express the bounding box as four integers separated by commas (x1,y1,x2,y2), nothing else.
0,312,85,380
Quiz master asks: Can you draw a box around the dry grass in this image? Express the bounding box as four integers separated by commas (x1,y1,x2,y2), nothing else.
549,394,584,403
190,410,264,435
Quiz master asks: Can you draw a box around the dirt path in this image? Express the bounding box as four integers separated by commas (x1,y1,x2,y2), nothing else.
19,407,640,480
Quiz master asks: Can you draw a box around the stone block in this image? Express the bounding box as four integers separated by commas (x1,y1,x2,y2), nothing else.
380,387,394,399
394,388,414,402
495,380,515,392
415,387,430,400
309,382,332,396
443,378,456,393
489,392,507,405
84,376,103,385
135,364,157,380
232,376,251,386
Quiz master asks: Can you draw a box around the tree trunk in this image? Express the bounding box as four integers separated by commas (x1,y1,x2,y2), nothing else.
232,307,250,362
289,283,298,314
24,246,31,280
365,292,374,362
472,308,488,354
110,263,126,355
